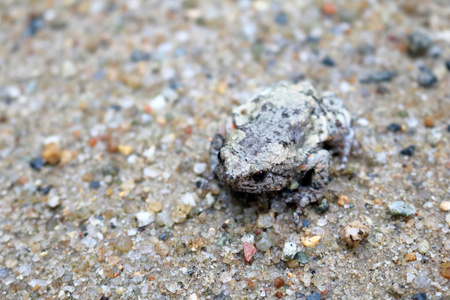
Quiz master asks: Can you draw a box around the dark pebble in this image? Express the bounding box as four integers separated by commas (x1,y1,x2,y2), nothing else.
158,232,168,241
321,56,335,67
407,31,432,57
291,73,305,84
446,61,450,71
400,145,415,157
109,104,122,112
30,157,44,172
360,71,396,84
447,124,450,132
37,186,51,195
100,297,109,300
213,292,226,300
275,12,288,25
296,293,305,298
315,199,330,214
101,164,120,177
0,267,9,278
413,293,427,300
387,123,402,132
306,291,321,300
417,66,437,88
294,251,309,265
90,181,100,189
24,15,44,37
302,219,310,227
130,50,151,63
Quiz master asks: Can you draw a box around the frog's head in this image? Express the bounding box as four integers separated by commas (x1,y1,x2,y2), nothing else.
212,128,303,193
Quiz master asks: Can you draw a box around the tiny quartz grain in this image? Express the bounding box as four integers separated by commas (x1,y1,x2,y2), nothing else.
340,221,369,247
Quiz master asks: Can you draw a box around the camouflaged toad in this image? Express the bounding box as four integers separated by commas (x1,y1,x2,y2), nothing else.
210,81,356,213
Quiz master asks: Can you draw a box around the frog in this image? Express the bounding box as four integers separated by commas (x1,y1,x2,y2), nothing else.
209,81,356,215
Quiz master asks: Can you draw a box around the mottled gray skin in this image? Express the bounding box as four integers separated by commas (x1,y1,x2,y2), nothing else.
210,81,355,210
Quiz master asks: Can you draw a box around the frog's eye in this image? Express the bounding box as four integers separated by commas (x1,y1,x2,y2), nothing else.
252,171,267,182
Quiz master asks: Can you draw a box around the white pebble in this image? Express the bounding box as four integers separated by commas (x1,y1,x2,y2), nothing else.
193,163,207,174
135,211,155,227
282,241,298,260
47,196,60,208
440,201,450,212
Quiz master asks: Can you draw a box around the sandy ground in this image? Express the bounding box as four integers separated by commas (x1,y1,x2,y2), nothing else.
0,0,449,299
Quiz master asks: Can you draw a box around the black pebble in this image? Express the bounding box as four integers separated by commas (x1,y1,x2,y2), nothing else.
130,50,151,63
360,71,396,84
413,293,427,300
306,291,321,300
315,199,330,214
387,123,402,132
321,56,335,67
275,12,288,25
30,157,44,172
400,145,415,157
446,61,450,71
407,31,432,57
100,297,109,300
37,186,51,195
90,181,100,189
24,15,44,37
417,66,437,88
447,124,450,132
158,232,168,241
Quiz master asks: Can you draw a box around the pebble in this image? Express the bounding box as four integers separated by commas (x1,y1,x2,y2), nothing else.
294,251,309,265
135,211,155,227
340,221,369,247
337,195,350,206
42,143,61,165
130,50,151,62
282,241,298,260
417,66,437,88
446,214,450,227
243,242,256,263
439,262,450,279
360,71,396,84
306,291,321,300
118,145,133,156
193,163,207,174
388,201,416,216
321,3,337,16
400,145,415,157
301,236,321,247
30,157,44,171
274,277,285,288
90,181,100,189
426,128,442,146
315,199,330,214
446,61,450,71
413,293,427,300
417,240,430,254
187,294,198,300
405,253,416,261
256,214,274,228
155,242,169,256
47,196,60,208
408,31,433,57
114,236,133,252
440,201,450,212
24,15,45,37
275,12,288,25
387,123,402,132
147,201,163,213
255,232,273,251
321,56,335,67
423,116,435,128
414,272,431,289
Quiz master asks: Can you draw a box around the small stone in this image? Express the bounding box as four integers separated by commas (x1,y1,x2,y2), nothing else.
243,241,256,263
130,50,151,62
445,214,450,227
440,201,450,212
274,12,288,25
360,71,396,84
427,128,442,146
171,203,191,224
155,242,170,256
301,236,321,247
417,240,430,254
389,201,416,216
294,251,309,265
423,116,435,128
306,291,321,300
405,253,417,261
321,3,337,16
274,277,285,289
340,221,369,247
47,196,60,208
42,143,61,165
413,293,427,300
275,292,283,299
256,214,274,228
315,199,330,214
193,163,207,174
400,145,415,157
439,262,450,279
414,272,431,289
118,145,133,156
387,123,402,132
147,201,163,213
446,61,450,71
135,211,155,227
408,31,433,57
30,157,44,171
282,241,298,260
337,195,350,206
90,181,100,189
114,236,133,252
255,232,273,251
321,56,335,67
417,66,437,88
187,294,198,300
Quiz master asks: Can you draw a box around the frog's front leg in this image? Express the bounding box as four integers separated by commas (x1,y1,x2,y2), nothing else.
296,149,330,207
